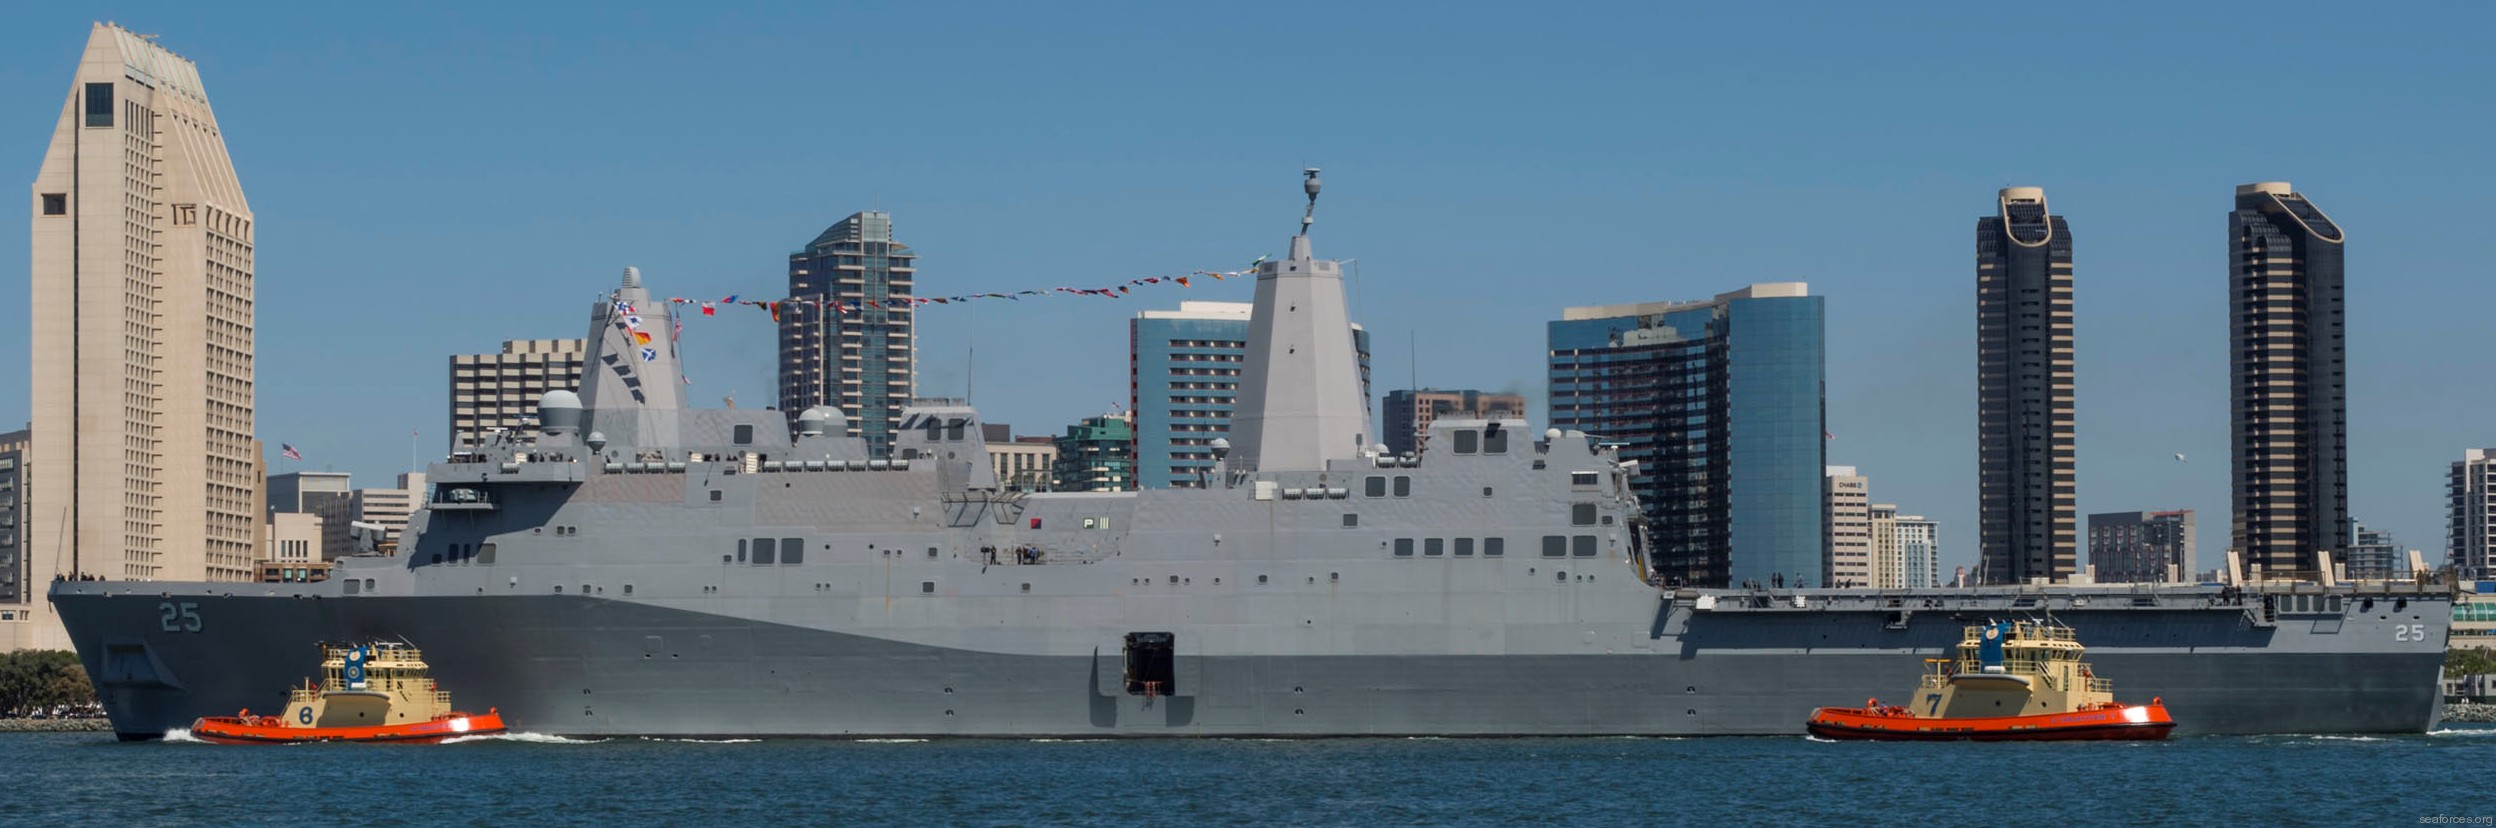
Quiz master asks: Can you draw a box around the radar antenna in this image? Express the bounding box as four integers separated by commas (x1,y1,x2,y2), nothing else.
1299,167,1322,236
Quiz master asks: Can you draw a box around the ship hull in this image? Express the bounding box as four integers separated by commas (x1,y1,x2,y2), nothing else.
53,588,2446,740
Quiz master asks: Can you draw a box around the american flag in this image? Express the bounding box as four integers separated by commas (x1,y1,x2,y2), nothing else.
280,443,302,460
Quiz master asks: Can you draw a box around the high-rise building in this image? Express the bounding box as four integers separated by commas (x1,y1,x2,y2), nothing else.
2452,449,2496,579
20,24,256,649
449,339,586,448
1381,389,1528,458
0,429,27,613
1869,504,1941,589
1549,283,1825,587
989,437,1058,492
2086,510,2195,584
2345,518,2400,582
1824,467,1872,587
1130,301,1369,488
258,511,327,583
1976,187,2077,585
1050,414,1136,493
2230,181,2348,578
784,211,916,458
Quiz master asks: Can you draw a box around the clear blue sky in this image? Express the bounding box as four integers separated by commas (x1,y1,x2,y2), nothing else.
4,2,2491,576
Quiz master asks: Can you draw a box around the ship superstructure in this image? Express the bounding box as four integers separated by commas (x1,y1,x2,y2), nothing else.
53,175,2452,739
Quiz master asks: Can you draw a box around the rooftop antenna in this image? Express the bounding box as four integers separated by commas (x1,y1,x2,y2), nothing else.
1300,167,1322,237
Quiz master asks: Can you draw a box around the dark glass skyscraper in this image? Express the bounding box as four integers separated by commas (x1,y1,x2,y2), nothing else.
1975,187,2076,584
783,211,915,457
2229,182,2347,577
1548,284,1824,588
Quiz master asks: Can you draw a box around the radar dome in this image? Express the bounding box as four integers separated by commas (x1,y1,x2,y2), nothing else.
795,406,839,437
537,390,584,436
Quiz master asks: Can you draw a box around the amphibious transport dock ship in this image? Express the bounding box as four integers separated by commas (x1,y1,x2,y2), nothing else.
54,175,2451,739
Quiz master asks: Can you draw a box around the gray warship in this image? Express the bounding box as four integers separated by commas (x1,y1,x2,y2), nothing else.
53,175,2452,739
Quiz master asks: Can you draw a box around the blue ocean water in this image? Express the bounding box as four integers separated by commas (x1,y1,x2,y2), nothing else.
6,727,2492,827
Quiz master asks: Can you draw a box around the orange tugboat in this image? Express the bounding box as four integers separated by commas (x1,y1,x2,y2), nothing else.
1806,620,2174,742
191,643,505,744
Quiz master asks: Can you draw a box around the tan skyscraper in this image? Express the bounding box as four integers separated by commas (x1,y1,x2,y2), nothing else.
450,338,587,448
18,24,255,649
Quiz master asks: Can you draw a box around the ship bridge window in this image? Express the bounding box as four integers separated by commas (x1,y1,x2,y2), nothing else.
1543,535,1567,557
752,538,777,565
781,538,803,565
1365,477,1386,498
1393,539,1414,557
1393,476,1411,497
1573,535,1598,557
1455,538,1474,557
947,419,966,441
1453,430,1479,454
1571,472,1600,487
1484,425,1508,454
1572,504,1598,526
1424,538,1445,557
1484,537,1504,557
733,424,754,445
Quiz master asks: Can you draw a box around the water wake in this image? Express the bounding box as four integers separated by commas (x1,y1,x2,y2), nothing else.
2428,728,2496,738
854,738,929,744
161,728,203,744
441,732,606,745
643,737,763,744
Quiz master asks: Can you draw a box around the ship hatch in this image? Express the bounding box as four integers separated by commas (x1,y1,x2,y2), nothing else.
1123,632,1176,696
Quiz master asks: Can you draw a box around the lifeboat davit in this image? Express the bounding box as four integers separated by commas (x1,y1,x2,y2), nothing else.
190,642,507,745
1805,620,2176,742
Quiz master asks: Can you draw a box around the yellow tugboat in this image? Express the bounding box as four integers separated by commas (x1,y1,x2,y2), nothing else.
1807,620,2174,741
191,642,505,744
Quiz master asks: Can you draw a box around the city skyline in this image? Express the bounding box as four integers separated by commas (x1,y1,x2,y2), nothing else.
4,6,2493,579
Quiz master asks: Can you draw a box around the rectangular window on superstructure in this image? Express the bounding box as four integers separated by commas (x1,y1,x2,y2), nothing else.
1573,535,1598,557
1454,538,1474,556
1393,538,1414,557
752,538,776,565
1365,476,1386,497
1572,504,1598,525
781,538,803,565
83,83,112,127
1542,535,1566,557
1424,538,1445,557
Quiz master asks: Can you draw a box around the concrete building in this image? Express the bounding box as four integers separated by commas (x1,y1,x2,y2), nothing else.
783,211,915,458
2346,518,2400,582
2453,449,2496,579
1130,301,1369,488
2230,182,2349,578
1051,414,1136,493
19,24,257,649
1824,467,1872,587
2087,510,2195,584
0,429,27,618
1976,187,2077,585
267,471,353,560
351,472,427,552
1549,283,1825,588
990,437,1058,493
450,339,586,449
1382,389,1528,458
258,511,327,583
1869,504,1941,589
